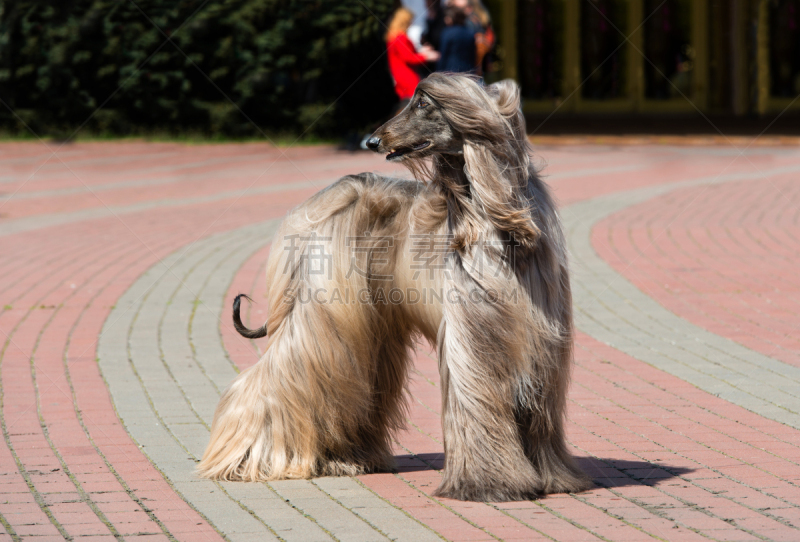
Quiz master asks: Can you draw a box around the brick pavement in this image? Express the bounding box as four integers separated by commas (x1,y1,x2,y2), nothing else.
0,141,799,541
592,177,800,368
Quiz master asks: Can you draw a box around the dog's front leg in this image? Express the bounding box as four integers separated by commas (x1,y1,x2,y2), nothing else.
434,254,541,502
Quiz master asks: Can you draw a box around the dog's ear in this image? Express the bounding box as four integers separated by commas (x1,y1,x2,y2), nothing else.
487,80,520,116
487,79,527,141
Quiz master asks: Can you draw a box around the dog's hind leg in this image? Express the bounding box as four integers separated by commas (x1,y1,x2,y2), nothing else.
199,174,420,481
341,335,414,475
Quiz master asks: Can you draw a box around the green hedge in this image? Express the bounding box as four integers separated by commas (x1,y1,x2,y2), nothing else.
0,0,399,138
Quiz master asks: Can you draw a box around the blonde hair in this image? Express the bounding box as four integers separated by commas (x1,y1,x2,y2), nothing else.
385,7,414,42
469,0,491,28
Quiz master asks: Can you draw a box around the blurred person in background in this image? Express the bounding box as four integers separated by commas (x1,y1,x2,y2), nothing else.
435,0,495,76
401,0,428,49
386,7,439,107
423,0,446,52
468,0,495,76
437,6,476,73
358,7,438,149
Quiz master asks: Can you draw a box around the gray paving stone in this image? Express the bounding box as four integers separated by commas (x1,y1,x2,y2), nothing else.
313,477,442,542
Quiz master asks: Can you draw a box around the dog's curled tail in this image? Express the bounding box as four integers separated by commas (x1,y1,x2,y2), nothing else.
233,294,267,339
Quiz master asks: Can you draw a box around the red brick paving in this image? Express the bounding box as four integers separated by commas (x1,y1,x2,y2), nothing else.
593,174,800,367
1,142,405,540
2,140,800,540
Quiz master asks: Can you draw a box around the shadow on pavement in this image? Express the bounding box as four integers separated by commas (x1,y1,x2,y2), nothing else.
576,456,695,488
393,453,694,489
394,453,445,473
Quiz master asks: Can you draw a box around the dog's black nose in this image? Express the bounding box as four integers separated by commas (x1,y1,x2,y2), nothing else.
366,137,381,150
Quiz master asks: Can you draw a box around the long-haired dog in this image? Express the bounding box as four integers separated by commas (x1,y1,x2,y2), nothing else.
198,73,591,501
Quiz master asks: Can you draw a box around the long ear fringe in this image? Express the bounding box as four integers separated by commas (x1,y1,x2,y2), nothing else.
463,141,541,248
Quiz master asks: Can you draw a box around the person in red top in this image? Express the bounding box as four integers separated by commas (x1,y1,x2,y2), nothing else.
385,8,439,104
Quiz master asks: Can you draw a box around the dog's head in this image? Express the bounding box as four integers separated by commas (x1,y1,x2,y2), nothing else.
367,73,526,164
368,74,541,250
366,88,462,162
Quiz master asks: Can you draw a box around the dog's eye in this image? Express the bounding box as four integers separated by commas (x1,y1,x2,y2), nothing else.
417,99,429,109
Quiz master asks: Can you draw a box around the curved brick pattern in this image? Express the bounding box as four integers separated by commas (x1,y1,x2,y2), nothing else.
3,141,800,541
0,227,225,539
593,176,800,367
0,144,403,237
563,169,800,429
549,146,800,207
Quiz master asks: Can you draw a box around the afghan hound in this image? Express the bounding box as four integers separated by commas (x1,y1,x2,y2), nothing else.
198,73,591,502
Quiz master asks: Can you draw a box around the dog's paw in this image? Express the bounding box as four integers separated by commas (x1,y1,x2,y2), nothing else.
542,472,594,495
433,479,540,503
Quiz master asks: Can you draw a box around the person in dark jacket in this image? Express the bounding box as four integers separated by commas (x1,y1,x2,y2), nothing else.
423,0,446,52
436,7,476,73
